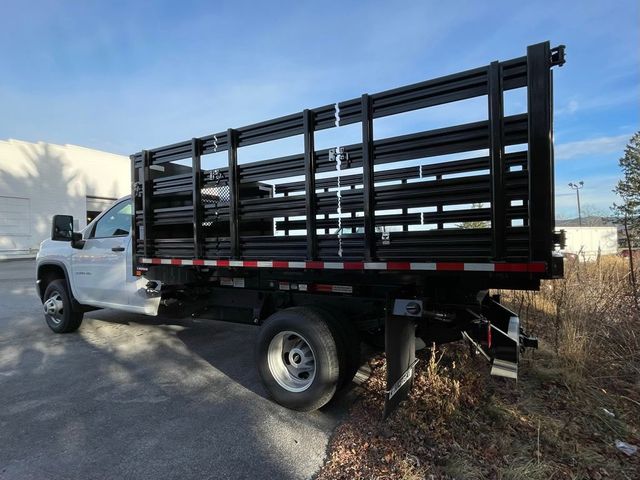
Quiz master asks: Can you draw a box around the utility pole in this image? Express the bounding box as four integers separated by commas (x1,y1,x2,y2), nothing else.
568,181,584,226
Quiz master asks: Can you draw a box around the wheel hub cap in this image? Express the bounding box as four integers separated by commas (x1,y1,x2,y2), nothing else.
43,293,64,325
267,331,316,392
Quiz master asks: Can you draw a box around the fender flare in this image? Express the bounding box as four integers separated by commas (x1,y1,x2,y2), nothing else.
37,261,93,311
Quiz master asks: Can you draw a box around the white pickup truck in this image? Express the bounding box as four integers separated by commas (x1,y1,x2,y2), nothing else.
36,196,160,333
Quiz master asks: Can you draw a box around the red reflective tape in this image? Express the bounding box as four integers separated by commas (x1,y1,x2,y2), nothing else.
343,262,364,270
305,261,324,269
528,262,547,272
315,284,333,292
272,261,289,268
151,258,161,265
243,260,258,268
495,263,527,272
387,261,411,270
193,259,205,266
217,260,230,267
171,259,182,265
437,262,464,271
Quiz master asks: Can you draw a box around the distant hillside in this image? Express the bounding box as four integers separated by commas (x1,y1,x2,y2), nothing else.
556,216,617,227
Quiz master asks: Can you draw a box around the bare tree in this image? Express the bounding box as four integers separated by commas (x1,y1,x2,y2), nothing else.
458,203,490,229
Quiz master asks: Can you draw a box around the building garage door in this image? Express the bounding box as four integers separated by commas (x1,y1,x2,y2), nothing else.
86,196,117,224
0,196,30,236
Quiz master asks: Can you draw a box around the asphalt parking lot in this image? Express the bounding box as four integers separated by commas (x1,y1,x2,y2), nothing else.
0,260,357,480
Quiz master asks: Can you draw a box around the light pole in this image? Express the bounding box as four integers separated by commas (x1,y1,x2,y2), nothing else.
568,181,584,226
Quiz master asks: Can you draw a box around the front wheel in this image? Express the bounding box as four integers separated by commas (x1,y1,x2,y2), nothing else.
256,307,340,411
42,279,83,333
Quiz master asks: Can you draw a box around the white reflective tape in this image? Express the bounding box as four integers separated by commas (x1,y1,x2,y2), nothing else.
181,259,194,266
387,359,419,399
410,262,437,270
364,262,387,270
288,262,306,269
332,285,353,294
160,259,172,265
257,261,273,268
142,258,153,264
464,263,495,271
203,260,217,266
324,262,344,269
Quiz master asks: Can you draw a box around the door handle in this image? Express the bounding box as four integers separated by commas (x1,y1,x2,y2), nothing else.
111,246,125,252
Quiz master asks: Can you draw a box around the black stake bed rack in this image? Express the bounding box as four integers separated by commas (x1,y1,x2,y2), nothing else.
131,42,565,290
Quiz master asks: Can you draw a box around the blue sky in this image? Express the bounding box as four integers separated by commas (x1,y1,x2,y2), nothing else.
1,0,638,218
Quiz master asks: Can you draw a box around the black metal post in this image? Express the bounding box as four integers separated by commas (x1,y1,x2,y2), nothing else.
141,149,152,258
303,109,318,260
129,154,138,273
436,174,443,230
361,94,376,260
527,42,553,264
227,128,240,258
191,138,204,258
489,61,505,259
401,179,408,232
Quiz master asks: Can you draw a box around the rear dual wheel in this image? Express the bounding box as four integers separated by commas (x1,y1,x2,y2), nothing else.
256,306,360,411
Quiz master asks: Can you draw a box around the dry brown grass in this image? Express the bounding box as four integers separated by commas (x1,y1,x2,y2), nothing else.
502,255,640,386
317,255,640,479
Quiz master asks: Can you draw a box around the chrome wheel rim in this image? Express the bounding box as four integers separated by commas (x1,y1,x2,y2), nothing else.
43,292,64,325
267,331,316,392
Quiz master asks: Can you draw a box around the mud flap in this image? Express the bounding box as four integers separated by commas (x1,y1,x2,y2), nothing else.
383,309,417,419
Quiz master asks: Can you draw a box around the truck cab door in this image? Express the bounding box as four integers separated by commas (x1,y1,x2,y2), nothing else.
72,199,159,315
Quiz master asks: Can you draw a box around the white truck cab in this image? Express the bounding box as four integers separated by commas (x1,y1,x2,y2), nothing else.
36,196,160,333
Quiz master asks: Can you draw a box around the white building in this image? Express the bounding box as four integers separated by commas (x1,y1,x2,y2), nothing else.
0,139,130,257
561,226,619,260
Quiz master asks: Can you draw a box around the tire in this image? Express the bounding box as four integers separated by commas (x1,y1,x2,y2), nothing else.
319,307,361,389
256,307,340,411
42,279,83,333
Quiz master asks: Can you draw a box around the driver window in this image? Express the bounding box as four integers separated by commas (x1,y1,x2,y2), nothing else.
92,201,132,238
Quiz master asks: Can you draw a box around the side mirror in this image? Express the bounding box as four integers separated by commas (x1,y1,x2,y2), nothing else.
51,215,74,241
71,232,85,249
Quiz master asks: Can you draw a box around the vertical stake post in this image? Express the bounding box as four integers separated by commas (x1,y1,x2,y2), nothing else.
527,42,554,265
489,61,506,259
191,138,204,259
361,94,376,261
303,109,318,260
141,149,152,258
227,128,240,259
